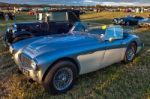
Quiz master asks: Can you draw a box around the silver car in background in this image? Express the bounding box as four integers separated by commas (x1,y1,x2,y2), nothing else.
138,18,150,27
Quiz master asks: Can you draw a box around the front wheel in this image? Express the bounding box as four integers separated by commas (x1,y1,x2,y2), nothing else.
43,61,78,94
124,42,137,63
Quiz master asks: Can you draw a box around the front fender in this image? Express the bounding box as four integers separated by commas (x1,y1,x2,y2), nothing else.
35,53,79,82
14,31,32,37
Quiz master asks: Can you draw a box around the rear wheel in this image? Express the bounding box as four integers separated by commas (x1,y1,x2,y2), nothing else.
124,42,137,63
43,60,78,94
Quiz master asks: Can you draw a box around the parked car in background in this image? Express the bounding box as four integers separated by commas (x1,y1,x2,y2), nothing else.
28,11,35,16
138,18,150,27
4,9,80,45
7,12,15,20
18,7,31,12
0,11,5,20
0,11,15,20
10,22,143,94
113,16,144,26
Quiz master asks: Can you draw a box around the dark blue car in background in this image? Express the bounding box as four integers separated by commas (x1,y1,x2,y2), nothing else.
113,16,144,26
4,10,80,45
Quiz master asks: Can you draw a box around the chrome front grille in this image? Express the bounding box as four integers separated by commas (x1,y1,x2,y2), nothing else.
20,54,31,68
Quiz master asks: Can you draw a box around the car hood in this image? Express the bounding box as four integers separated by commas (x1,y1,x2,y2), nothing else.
11,36,43,53
22,34,100,58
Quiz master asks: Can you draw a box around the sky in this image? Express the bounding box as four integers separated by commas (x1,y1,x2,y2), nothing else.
0,0,150,6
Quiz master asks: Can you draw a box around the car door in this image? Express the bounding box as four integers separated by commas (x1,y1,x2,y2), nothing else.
72,24,106,74
77,43,106,75
102,26,126,67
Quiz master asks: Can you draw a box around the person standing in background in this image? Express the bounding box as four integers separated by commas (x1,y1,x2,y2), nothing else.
13,7,16,14
5,13,9,21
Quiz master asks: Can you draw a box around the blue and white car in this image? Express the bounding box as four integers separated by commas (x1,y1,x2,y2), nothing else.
10,22,143,94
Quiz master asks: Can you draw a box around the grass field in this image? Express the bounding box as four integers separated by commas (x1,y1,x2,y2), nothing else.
0,11,150,99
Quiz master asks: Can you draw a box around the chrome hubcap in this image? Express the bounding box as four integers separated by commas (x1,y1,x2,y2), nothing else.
53,67,73,91
127,48,135,61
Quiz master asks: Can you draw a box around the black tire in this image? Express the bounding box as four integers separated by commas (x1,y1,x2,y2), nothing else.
43,60,78,94
126,22,130,26
124,42,137,63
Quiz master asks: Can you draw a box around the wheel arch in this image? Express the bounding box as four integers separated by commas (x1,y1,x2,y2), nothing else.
128,40,137,53
42,57,80,82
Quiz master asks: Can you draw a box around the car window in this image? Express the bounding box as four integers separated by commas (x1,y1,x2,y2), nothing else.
105,26,123,40
48,12,68,22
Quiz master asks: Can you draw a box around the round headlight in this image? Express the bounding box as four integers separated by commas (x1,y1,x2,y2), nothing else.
31,60,37,70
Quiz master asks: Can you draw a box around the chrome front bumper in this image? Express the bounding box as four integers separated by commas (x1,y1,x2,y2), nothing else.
13,51,42,83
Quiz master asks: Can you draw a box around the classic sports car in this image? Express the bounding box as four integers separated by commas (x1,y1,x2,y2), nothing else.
113,16,144,26
138,18,150,27
4,9,80,45
10,22,143,94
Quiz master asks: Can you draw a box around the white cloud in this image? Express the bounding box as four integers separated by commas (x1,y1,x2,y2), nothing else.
83,0,150,6
83,0,100,4
0,0,150,6
101,2,137,6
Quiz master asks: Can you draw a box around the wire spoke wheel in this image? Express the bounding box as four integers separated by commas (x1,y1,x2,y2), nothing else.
53,67,73,91
126,48,135,61
125,42,137,62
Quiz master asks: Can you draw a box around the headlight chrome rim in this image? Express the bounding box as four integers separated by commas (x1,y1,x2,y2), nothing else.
31,60,37,70
9,46,14,54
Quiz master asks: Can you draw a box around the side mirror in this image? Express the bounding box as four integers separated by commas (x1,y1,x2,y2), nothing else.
108,37,115,42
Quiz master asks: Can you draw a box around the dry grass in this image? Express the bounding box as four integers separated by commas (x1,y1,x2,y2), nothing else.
0,11,150,99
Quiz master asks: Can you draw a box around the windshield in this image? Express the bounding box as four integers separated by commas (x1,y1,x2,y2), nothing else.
70,22,125,40
105,26,123,40
70,22,106,35
37,12,68,22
